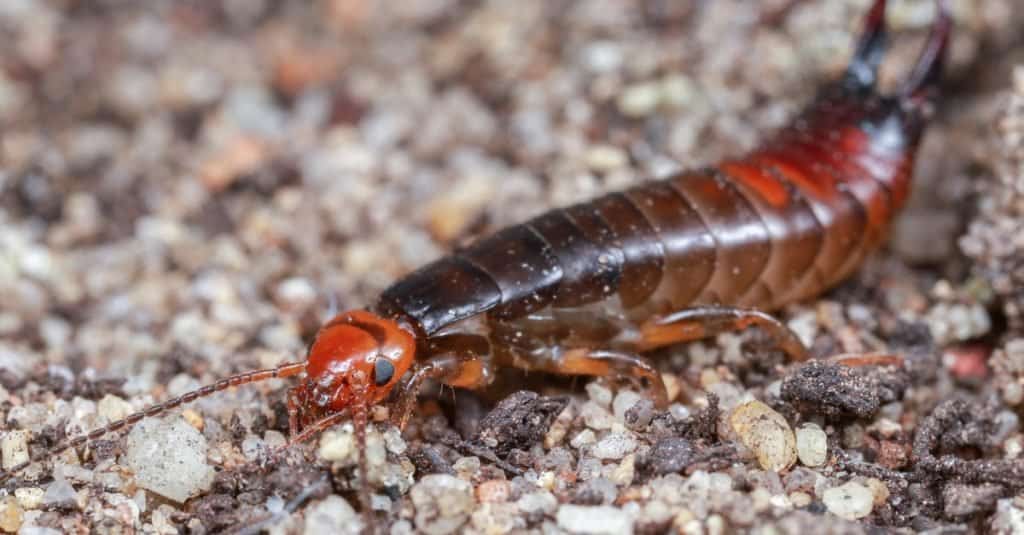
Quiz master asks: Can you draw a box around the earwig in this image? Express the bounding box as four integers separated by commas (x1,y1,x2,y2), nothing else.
0,0,951,528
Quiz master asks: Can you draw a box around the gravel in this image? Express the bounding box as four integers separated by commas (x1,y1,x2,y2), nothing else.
556,504,634,535
1,0,1023,532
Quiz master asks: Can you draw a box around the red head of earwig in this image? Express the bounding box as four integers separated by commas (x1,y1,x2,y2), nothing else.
289,310,417,430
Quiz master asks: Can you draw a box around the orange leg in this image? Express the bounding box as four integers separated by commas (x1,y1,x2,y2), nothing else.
288,410,349,446
550,348,669,408
391,353,493,430
639,306,808,362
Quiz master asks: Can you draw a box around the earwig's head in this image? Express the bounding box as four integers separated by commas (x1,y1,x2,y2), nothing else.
292,310,416,425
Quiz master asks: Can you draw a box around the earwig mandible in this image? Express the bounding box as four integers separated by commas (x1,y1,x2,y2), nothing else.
0,0,951,523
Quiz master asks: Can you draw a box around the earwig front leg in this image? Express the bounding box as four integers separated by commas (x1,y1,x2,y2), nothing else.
287,410,349,446
287,388,302,439
639,306,808,362
391,333,494,430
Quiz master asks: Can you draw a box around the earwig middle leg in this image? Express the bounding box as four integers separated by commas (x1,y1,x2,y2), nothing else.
549,348,669,408
639,305,809,361
488,312,667,406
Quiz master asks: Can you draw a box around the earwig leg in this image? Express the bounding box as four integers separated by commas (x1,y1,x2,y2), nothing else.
286,410,349,446
545,348,670,408
827,352,904,368
391,352,493,430
639,306,808,362
287,389,301,439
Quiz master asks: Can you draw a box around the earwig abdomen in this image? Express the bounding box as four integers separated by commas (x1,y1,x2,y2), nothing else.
378,95,921,336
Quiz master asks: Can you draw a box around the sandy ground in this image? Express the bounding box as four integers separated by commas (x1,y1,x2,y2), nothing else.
2,0,1024,533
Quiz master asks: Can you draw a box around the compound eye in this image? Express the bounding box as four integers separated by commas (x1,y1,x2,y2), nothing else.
374,358,395,386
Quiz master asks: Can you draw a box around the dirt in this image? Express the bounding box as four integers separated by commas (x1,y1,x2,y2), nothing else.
2,0,1024,533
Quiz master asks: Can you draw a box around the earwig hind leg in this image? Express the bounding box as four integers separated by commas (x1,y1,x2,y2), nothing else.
550,348,669,409
391,334,494,430
828,352,904,368
640,305,808,362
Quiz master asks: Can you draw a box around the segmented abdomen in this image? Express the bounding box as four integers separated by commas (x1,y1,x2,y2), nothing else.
378,106,915,336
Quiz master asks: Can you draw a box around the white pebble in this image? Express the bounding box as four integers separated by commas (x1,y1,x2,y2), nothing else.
612,390,642,422
556,504,633,535
585,383,613,408
275,277,317,309
795,423,828,467
570,429,596,450
516,491,557,517
580,401,615,430
41,478,77,509
97,394,133,422
14,487,43,510
410,474,474,535
124,417,214,503
586,145,628,172
617,82,660,118
992,497,1024,533
729,401,797,472
1,431,29,471
823,481,874,520
592,433,638,460
303,495,362,535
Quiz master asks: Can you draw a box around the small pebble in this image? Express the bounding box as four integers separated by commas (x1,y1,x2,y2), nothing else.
0,496,23,532
795,423,828,467
992,497,1024,533
516,490,557,521
612,390,642,421
41,478,77,509
586,145,628,172
275,277,318,310
789,491,812,507
97,394,133,422
580,401,615,430
585,383,613,408
556,504,633,535
124,417,214,503
476,480,511,503
544,405,574,449
14,487,43,510
610,454,635,486
592,433,637,460
1,431,29,470
617,82,660,118
864,478,890,507
729,400,797,472
303,495,362,535
453,456,481,480
570,429,596,450
822,481,874,520
410,474,474,535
